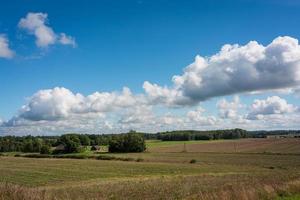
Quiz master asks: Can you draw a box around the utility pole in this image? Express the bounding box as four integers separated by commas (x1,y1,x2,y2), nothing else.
234,142,237,153
183,142,187,152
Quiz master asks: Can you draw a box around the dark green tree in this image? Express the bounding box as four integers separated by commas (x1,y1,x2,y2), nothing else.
79,135,91,146
108,132,146,153
40,145,51,154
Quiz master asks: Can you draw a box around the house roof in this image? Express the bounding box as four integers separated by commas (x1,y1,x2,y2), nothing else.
55,144,65,150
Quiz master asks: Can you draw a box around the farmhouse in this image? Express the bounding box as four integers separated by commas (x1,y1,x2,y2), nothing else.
54,144,66,153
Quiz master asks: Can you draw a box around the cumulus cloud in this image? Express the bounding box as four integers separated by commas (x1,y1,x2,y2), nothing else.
187,107,218,125
160,114,184,125
143,81,194,106
1,86,215,135
247,96,298,120
3,36,300,135
1,87,144,135
18,12,76,48
118,105,154,125
82,87,139,113
15,87,140,122
0,35,14,58
59,33,76,47
2,87,300,135
144,36,300,106
19,87,84,121
217,96,243,119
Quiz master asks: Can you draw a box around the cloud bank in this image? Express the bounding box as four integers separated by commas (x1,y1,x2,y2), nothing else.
15,87,141,122
2,36,300,135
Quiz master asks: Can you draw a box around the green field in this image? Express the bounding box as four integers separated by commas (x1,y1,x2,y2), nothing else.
1,138,300,200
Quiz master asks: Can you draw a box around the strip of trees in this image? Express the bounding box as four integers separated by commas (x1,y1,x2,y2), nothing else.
1,129,299,154
155,129,250,141
0,132,146,154
0,135,54,153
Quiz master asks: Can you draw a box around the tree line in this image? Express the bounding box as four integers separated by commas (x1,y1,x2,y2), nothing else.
154,129,250,141
1,129,299,154
0,132,146,154
144,129,300,141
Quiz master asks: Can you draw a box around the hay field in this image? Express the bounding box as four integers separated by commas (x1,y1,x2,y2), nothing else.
1,138,300,200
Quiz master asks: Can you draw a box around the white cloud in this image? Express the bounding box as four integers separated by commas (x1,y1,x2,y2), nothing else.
83,87,139,113
3,36,300,135
14,87,143,122
19,87,84,121
217,96,243,119
58,33,76,47
18,12,76,48
119,105,154,125
143,81,195,106
0,35,14,58
144,36,300,106
247,96,298,119
187,107,218,125
160,114,184,125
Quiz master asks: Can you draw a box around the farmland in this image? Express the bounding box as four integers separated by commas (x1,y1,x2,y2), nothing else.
146,138,300,153
1,138,300,199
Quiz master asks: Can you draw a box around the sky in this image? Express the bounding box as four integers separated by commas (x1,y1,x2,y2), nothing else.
1,0,300,135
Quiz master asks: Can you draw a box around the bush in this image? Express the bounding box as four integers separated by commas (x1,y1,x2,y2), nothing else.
97,155,115,160
120,157,135,161
22,154,52,158
108,132,146,153
53,154,88,159
96,155,135,162
136,158,144,162
190,159,197,164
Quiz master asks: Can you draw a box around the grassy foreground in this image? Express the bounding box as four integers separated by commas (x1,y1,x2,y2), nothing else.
0,138,300,199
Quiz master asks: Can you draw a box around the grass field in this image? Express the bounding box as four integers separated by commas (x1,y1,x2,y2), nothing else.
1,138,300,200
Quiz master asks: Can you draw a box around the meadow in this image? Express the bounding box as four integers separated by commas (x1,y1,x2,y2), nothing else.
0,138,300,200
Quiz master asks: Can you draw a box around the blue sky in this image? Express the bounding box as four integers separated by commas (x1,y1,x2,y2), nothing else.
1,0,300,135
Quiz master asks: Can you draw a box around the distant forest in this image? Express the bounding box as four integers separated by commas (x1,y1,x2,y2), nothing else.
0,129,300,153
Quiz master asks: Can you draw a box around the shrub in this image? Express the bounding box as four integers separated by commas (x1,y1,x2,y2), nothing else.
119,157,135,161
54,154,88,159
96,155,135,162
22,154,52,158
97,155,116,160
136,158,144,162
190,159,197,164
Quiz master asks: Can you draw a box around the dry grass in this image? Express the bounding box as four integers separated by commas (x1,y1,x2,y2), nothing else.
147,138,300,154
1,174,300,200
